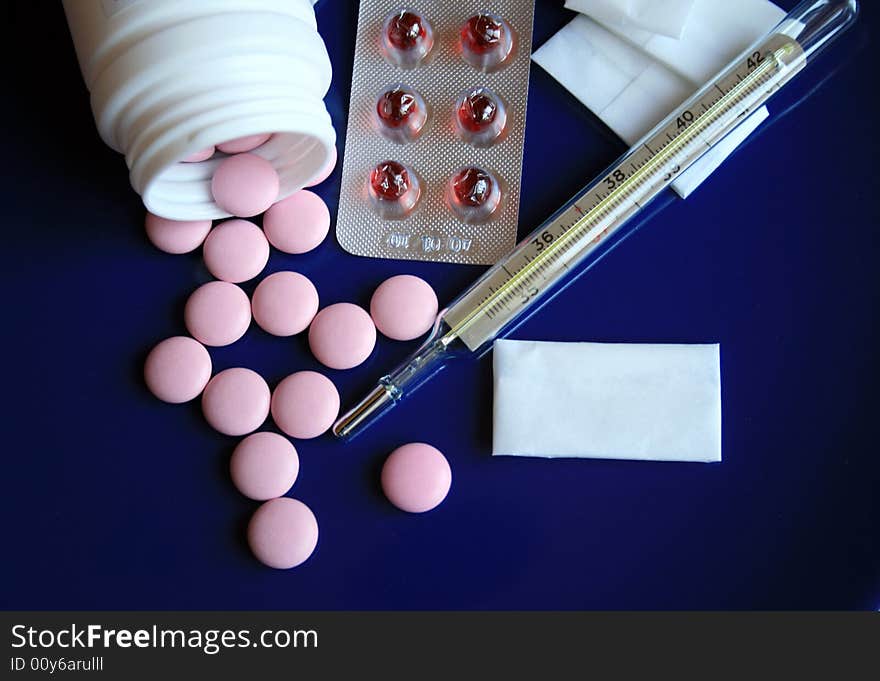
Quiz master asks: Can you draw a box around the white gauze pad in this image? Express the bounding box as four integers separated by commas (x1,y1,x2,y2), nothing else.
492,339,721,462
533,0,785,198
564,0,697,40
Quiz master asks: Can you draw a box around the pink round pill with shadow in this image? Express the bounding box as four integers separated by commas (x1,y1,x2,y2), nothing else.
248,498,318,569
306,146,337,188
202,368,271,436
184,281,251,347
217,133,272,154
271,371,340,439
144,336,212,404
370,274,439,341
381,443,451,513
263,190,331,255
308,303,377,370
182,146,215,163
251,271,319,337
211,153,279,218
203,219,270,283
230,432,299,501
144,212,212,255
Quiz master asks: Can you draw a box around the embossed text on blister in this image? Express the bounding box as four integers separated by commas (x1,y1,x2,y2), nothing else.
386,232,473,254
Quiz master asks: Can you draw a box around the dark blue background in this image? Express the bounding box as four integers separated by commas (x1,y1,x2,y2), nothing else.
2,0,877,610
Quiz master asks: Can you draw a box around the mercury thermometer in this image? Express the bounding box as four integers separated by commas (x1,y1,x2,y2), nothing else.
333,0,859,440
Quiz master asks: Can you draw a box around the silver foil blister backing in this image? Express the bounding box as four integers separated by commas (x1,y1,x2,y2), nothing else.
337,1,536,265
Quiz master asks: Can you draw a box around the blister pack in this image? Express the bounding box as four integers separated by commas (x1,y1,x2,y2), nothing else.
336,2,536,265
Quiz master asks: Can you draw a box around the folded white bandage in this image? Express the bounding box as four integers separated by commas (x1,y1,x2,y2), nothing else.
492,340,722,463
565,0,697,40
533,0,785,198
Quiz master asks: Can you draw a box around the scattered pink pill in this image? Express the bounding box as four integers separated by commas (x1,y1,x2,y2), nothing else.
230,432,299,501
144,212,212,255
144,336,212,404
251,271,319,337
182,146,215,163
211,153,280,218
271,371,340,439
308,303,377,370
248,497,318,569
202,368,271,436
262,190,331,255
202,219,270,283
306,146,337,188
184,281,251,347
370,274,438,341
217,133,272,155
381,443,452,513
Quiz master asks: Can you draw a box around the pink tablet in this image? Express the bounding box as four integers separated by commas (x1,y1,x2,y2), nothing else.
248,498,319,569
211,153,280,217
251,272,319,337
184,281,251,347
202,368,271,436
308,303,377,370
144,212,212,255
230,432,299,501
271,371,340,439
217,133,272,155
202,219,270,283
370,274,439,341
381,443,451,513
182,146,215,163
262,190,331,254
144,336,212,404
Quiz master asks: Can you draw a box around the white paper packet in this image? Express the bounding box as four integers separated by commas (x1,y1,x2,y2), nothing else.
603,0,787,84
533,0,785,198
492,340,722,463
564,0,697,39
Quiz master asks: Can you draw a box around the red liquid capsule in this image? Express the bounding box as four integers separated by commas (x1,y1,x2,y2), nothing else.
447,166,501,223
375,85,427,143
387,11,425,50
369,160,421,219
455,86,507,147
460,13,513,71
463,14,504,53
377,89,417,128
382,9,434,68
371,160,410,200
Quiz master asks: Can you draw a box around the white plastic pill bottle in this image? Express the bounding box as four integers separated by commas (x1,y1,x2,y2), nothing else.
63,0,335,220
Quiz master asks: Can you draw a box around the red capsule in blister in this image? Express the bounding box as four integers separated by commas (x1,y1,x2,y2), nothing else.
447,166,501,223
455,86,507,147
459,13,514,71
382,9,434,68
375,85,428,143
369,160,421,219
